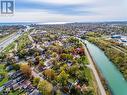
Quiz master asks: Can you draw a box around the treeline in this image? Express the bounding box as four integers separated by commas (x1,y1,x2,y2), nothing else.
87,37,127,79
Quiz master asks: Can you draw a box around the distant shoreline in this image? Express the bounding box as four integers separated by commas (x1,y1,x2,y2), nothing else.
0,21,127,26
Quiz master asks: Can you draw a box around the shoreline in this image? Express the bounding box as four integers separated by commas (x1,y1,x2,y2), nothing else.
85,44,111,95
78,38,107,95
76,37,107,95
87,37,127,80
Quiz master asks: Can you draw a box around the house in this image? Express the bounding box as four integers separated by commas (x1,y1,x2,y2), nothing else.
26,85,35,94
121,37,127,42
73,48,85,55
11,70,22,79
3,80,13,88
111,35,121,38
8,71,15,78
67,61,73,67
14,56,19,62
12,83,19,90
43,42,51,47
30,89,40,95
6,65,13,71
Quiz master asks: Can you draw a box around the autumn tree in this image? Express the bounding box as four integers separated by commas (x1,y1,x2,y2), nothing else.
43,69,55,80
20,64,32,78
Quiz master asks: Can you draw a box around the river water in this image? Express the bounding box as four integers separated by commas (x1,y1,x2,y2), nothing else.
84,40,127,95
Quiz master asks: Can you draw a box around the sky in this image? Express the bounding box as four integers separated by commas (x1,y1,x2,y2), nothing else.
0,0,127,23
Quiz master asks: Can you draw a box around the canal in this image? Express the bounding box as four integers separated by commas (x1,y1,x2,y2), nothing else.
83,40,127,95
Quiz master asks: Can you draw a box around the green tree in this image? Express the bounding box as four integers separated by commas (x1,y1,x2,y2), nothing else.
13,64,20,70
33,77,40,86
18,49,27,58
28,59,33,66
39,60,44,66
52,52,57,58
57,70,69,86
60,53,73,61
38,80,53,95
56,90,62,95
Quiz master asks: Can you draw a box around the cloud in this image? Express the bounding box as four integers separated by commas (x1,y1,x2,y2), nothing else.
0,9,126,23
0,0,126,23
15,1,94,15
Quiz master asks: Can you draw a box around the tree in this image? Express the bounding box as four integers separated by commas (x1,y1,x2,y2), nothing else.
34,52,40,57
33,77,40,86
18,49,27,58
57,70,69,86
60,64,68,71
35,56,40,65
28,59,33,67
43,69,55,80
20,64,32,78
50,58,57,65
0,53,6,60
38,80,53,95
46,50,53,56
52,52,57,58
56,90,62,95
60,53,73,61
13,64,20,70
68,64,79,75
70,86,81,95
39,60,44,66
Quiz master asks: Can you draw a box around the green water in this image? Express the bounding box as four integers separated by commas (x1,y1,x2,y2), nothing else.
84,40,127,95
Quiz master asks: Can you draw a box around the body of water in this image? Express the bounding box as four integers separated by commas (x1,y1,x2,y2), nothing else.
84,40,127,95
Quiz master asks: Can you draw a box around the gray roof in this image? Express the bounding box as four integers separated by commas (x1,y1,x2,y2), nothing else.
29,89,40,95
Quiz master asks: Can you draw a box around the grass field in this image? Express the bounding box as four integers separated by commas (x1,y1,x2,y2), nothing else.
0,64,8,87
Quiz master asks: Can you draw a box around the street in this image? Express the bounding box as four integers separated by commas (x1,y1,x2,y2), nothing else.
0,32,22,52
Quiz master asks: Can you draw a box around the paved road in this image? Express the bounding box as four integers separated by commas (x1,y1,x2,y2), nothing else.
0,32,22,52
31,67,44,81
83,43,107,95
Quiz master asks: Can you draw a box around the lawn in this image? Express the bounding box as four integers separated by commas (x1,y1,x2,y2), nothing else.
83,67,93,86
0,78,8,87
0,64,5,72
0,64,9,87
3,42,15,53
8,89,25,95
